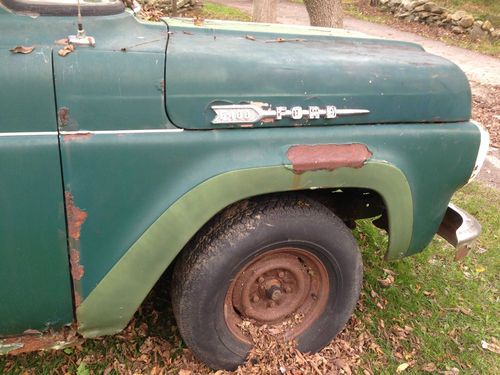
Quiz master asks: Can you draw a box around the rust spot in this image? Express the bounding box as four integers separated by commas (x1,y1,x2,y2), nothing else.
58,107,70,127
70,249,84,281
1,327,79,355
454,245,470,261
65,191,87,306
63,132,92,142
65,191,87,242
161,79,165,96
73,290,82,307
287,143,372,174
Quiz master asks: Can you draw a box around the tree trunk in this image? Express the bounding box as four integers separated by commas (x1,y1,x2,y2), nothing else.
252,0,278,23
303,0,343,28
171,0,177,16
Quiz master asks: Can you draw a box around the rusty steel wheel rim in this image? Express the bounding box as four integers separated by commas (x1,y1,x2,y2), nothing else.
224,247,330,343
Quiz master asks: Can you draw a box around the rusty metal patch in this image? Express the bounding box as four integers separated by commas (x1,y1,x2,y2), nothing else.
58,107,70,127
287,143,373,174
65,192,87,242
65,191,88,306
69,249,84,281
63,132,92,142
0,327,80,355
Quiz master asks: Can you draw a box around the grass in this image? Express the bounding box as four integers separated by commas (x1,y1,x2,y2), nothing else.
353,182,500,373
200,2,251,21
1,182,498,374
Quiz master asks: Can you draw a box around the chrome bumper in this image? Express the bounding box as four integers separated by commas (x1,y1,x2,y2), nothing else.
437,203,481,260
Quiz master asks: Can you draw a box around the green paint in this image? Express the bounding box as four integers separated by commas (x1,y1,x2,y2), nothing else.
164,18,470,129
77,162,412,337
58,123,480,301
0,137,73,335
0,47,56,132
0,43,73,333
0,6,482,340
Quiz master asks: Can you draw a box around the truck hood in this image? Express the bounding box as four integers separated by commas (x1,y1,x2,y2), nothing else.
163,18,471,129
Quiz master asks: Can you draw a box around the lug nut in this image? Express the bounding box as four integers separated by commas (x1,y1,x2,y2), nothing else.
278,271,285,278
268,301,276,308
252,295,260,303
285,286,292,293
258,276,265,283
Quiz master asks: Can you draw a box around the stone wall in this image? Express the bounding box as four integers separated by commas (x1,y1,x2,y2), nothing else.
139,0,199,14
378,0,499,41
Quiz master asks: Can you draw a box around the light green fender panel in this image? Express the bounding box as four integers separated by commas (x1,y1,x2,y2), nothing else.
77,162,412,337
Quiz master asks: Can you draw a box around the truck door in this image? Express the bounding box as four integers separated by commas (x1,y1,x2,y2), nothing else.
0,44,74,336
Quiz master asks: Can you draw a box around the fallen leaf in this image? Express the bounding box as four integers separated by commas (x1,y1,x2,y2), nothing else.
383,268,395,276
476,247,488,254
396,362,410,373
423,290,435,297
481,339,500,354
22,329,42,335
178,370,192,375
442,306,472,316
193,17,204,26
439,367,460,374
58,44,75,57
377,274,394,287
422,362,437,372
475,265,486,273
9,45,35,54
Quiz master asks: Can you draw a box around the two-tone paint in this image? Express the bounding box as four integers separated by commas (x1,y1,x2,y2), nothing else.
0,3,482,348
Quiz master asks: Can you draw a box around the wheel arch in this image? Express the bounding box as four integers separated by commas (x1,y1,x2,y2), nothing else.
76,162,413,337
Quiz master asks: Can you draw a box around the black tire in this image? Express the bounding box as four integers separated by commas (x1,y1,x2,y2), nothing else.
171,194,362,370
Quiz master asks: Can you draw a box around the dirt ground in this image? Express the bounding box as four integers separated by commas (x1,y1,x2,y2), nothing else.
207,0,500,189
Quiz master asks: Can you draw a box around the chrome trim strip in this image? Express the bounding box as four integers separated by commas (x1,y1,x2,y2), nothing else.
60,129,184,135
437,203,481,258
0,132,58,137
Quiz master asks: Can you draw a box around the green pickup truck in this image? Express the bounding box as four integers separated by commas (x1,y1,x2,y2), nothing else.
0,0,489,370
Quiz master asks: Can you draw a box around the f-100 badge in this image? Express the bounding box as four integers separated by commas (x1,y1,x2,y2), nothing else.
211,102,370,125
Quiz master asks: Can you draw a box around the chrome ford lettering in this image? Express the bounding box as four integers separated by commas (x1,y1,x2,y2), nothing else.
211,102,370,125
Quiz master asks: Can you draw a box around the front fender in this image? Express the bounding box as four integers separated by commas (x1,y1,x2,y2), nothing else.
77,161,412,337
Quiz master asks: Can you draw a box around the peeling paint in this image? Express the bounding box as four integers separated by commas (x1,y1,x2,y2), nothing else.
58,107,70,127
287,143,373,174
63,132,93,142
64,191,87,306
0,327,79,356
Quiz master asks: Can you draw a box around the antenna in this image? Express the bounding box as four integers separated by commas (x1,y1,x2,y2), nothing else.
77,0,84,38
68,0,96,46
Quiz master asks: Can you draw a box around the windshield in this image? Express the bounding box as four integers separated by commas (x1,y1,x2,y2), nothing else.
1,0,124,15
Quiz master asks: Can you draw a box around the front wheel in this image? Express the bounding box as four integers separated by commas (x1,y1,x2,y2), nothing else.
171,195,363,370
